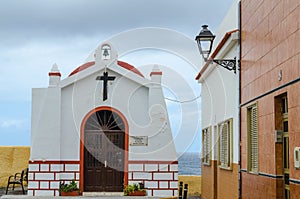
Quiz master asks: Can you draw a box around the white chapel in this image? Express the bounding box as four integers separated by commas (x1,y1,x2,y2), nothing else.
29,42,178,197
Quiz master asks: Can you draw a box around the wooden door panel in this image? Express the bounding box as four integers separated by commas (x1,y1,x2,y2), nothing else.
84,110,125,192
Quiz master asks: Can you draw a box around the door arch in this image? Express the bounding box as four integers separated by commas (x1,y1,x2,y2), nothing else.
80,106,128,192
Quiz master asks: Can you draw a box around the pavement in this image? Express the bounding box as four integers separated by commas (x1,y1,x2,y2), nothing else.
0,187,200,199
1,187,160,199
1,186,27,197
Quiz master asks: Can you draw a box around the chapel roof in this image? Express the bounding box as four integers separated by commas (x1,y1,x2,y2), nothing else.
69,60,145,78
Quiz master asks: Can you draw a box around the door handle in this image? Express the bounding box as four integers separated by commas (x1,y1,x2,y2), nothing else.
104,160,107,168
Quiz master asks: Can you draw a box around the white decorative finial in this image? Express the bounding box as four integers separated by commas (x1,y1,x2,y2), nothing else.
49,63,61,87
150,65,162,76
51,63,59,72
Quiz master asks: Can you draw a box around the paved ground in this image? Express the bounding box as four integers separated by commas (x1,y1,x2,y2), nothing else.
0,187,200,199
1,187,160,198
0,186,27,197
2,196,161,199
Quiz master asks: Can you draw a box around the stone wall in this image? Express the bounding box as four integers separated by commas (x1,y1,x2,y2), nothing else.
178,175,201,196
0,146,30,187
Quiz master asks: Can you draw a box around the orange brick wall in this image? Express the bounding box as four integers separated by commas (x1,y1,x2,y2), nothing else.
217,163,239,199
290,183,300,199
241,0,300,198
241,172,283,199
289,83,300,181
201,160,217,199
241,0,300,104
201,161,238,199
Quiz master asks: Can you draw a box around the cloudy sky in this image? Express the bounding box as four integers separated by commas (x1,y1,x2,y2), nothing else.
0,0,234,152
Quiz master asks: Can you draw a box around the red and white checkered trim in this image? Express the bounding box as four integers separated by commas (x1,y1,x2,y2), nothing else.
27,161,80,196
128,160,178,197
28,160,178,197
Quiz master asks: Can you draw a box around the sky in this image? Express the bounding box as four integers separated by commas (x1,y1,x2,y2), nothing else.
0,0,234,153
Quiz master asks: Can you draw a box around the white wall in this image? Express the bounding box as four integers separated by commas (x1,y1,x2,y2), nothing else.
31,62,177,162
199,0,240,163
200,54,239,163
31,87,61,160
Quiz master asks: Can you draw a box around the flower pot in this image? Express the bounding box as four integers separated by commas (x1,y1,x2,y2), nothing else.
128,190,146,196
61,191,80,196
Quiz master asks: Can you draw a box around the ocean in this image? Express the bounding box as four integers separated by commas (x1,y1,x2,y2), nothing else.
178,152,201,175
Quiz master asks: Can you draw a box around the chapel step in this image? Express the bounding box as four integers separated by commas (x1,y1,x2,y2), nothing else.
82,192,124,196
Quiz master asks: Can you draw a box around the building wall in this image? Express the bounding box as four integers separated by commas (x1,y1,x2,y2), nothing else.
178,175,201,196
0,146,30,188
30,44,177,196
201,160,217,199
128,161,178,197
27,160,178,197
241,0,300,198
28,161,80,196
217,163,239,199
198,1,240,198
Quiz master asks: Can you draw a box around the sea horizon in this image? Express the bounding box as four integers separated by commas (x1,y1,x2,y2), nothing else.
178,152,201,176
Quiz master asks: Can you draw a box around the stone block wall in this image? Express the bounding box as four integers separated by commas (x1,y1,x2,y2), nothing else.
128,161,178,197
0,146,30,187
27,161,80,196
27,160,178,197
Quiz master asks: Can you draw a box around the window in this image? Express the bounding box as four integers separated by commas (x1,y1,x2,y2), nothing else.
202,127,211,165
218,119,233,169
281,96,288,114
247,103,258,173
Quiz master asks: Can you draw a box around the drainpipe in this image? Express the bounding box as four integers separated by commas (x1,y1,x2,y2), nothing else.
238,1,242,199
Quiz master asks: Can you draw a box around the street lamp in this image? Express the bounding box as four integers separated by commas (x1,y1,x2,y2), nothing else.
195,25,237,73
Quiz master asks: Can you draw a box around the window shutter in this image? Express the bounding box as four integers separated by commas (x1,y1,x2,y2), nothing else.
203,129,207,163
206,128,210,163
250,106,258,172
202,127,211,165
224,122,229,167
220,123,229,167
218,119,232,169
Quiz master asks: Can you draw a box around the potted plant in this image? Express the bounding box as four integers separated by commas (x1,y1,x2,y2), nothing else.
59,179,80,196
124,182,146,196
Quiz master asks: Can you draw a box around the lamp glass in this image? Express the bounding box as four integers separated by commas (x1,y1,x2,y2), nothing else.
195,25,215,61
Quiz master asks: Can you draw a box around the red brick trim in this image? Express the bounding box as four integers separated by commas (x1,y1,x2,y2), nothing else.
48,72,61,77
68,60,144,77
128,160,178,164
118,60,145,77
150,71,163,76
69,61,95,76
29,160,80,164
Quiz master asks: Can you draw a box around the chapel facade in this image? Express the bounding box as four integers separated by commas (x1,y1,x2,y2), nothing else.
29,43,178,196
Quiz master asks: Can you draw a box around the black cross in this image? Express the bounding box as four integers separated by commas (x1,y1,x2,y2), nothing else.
96,72,116,101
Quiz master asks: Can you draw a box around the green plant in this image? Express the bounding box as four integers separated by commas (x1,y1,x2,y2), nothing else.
59,179,79,192
124,183,145,196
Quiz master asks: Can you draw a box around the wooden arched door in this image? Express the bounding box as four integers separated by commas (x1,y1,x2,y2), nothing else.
83,110,125,192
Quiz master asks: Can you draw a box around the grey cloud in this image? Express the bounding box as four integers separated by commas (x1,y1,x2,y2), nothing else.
0,0,233,46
